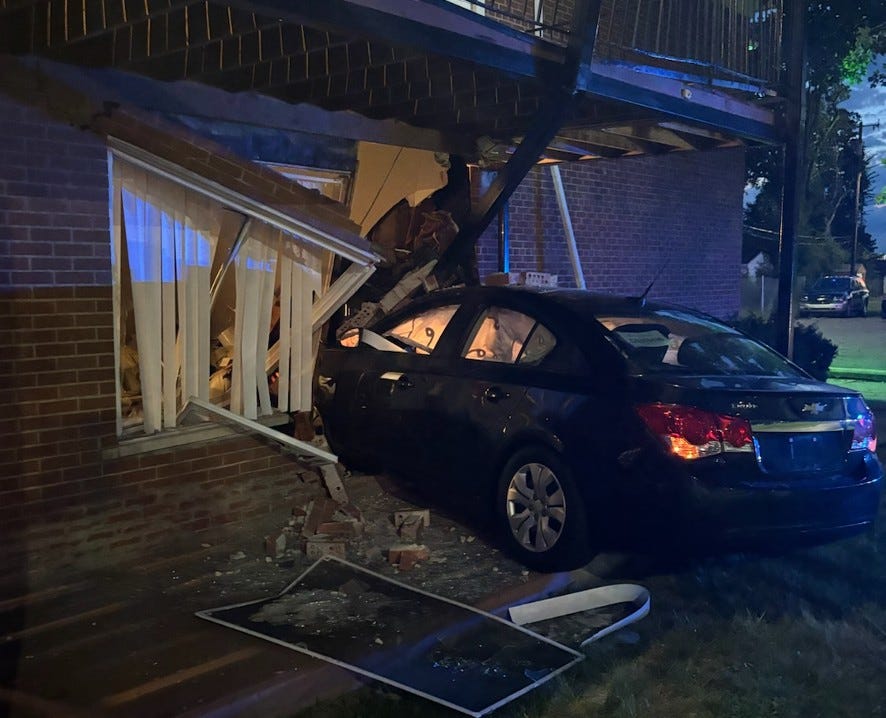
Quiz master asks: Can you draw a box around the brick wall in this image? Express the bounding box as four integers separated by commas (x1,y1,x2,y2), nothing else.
0,67,745,573
477,148,746,318
0,92,320,575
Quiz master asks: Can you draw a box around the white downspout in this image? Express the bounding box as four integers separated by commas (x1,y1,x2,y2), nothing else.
549,164,586,289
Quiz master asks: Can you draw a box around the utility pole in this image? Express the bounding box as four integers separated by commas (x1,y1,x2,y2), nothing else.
774,0,807,358
850,121,862,277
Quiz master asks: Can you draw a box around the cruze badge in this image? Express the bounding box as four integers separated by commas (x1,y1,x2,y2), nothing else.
731,401,757,411
801,402,826,415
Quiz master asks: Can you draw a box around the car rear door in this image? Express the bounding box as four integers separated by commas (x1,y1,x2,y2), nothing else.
416,302,564,486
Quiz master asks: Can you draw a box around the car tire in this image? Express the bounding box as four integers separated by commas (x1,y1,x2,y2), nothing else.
495,446,593,572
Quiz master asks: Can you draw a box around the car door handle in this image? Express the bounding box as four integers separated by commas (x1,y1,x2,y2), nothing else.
484,386,507,403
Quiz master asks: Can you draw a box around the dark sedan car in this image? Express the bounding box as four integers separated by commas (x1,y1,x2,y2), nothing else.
315,286,882,571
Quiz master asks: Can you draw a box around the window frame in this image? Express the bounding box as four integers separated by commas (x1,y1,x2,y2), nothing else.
108,140,376,443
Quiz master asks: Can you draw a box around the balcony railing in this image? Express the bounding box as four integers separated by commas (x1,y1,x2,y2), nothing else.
441,0,783,91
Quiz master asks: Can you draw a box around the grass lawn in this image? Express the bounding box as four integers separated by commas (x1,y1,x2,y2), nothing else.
294,467,886,717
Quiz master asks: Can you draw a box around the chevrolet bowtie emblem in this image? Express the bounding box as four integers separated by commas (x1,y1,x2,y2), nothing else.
801,402,826,415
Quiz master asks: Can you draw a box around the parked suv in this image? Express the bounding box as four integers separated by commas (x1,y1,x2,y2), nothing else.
799,275,869,317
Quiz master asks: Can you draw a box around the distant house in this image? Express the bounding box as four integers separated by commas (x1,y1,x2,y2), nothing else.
741,251,774,280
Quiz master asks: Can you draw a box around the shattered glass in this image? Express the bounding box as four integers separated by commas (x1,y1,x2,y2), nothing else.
198,556,582,716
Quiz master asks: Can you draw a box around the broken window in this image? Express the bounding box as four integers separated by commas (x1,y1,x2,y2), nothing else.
463,308,556,365
111,156,343,437
383,305,458,354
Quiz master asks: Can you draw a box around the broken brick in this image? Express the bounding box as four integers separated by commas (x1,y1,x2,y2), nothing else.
338,503,363,522
394,509,429,542
319,463,349,504
388,544,430,571
263,535,277,557
316,521,357,537
303,498,338,536
394,509,430,529
397,515,424,543
304,537,347,561
263,532,287,557
293,411,316,442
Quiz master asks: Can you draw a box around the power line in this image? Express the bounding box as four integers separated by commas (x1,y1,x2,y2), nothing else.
743,224,853,241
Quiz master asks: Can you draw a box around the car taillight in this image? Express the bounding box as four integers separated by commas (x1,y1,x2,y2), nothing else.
636,403,755,460
847,397,877,452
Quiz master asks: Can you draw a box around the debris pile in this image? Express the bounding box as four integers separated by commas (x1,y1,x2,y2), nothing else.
260,457,434,572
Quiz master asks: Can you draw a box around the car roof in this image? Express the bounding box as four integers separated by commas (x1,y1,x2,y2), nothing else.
392,284,679,317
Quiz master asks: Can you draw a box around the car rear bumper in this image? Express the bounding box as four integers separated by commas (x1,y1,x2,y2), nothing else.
681,470,882,547
612,452,883,550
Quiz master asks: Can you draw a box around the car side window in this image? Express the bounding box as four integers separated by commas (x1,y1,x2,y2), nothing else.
463,307,556,365
384,304,458,355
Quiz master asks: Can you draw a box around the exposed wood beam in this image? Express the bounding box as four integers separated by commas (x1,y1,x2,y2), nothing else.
541,147,589,162
663,128,722,151
546,137,626,159
601,124,698,150
658,121,745,146
557,127,662,155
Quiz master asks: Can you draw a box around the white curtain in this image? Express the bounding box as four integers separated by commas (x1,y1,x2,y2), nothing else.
278,239,322,413
117,160,220,434
230,225,323,419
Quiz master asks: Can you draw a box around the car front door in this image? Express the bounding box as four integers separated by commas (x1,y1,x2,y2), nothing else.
351,301,467,475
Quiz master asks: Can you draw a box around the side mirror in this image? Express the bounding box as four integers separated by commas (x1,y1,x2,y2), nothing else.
338,327,362,348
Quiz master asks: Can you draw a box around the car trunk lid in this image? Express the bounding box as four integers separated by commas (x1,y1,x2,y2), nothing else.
632,375,870,479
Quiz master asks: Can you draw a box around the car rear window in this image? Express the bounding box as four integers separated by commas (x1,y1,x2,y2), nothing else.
597,309,804,377
810,277,850,292
463,307,557,365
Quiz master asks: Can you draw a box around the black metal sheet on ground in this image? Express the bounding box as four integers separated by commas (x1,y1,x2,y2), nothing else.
197,556,583,716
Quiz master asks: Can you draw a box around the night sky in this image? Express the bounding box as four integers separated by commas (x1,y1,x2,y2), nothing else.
841,63,886,254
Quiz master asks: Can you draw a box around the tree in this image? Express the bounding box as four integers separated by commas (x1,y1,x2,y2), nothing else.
743,2,885,277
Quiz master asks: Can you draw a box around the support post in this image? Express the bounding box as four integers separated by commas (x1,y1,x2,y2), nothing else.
497,201,510,273
549,164,586,289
